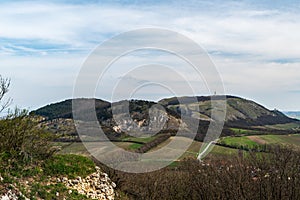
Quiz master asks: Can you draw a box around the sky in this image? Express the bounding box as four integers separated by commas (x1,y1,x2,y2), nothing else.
1,0,300,112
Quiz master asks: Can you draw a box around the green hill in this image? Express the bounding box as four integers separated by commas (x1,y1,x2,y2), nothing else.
160,95,297,127
31,95,299,142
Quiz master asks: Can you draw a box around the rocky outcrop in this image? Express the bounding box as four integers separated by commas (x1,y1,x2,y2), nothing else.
33,96,299,139
56,166,116,200
0,190,18,200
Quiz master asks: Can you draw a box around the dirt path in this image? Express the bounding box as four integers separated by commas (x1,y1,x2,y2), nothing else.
247,136,266,144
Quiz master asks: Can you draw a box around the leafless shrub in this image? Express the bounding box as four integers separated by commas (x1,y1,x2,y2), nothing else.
0,75,12,113
100,145,300,200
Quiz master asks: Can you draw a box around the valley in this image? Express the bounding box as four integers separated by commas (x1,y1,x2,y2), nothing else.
32,95,300,161
2,95,300,199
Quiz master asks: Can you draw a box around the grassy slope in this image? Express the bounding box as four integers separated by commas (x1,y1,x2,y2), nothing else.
0,154,95,200
220,136,258,149
263,122,300,130
259,134,300,146
218,134,300,150
230,128,265,135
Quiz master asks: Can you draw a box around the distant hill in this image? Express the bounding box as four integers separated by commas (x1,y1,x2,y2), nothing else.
160,95,297,127
31,98,184,140
32,95,297,128
31,98,111,120
283,111,300,120
31,95,298,141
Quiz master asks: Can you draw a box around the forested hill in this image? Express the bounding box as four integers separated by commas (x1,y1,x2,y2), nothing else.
32,95,298,128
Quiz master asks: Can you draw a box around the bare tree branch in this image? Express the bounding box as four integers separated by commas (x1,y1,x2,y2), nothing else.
0,75,12,113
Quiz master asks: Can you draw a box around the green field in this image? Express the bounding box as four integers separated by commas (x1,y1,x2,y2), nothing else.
263,122,300,130
258,134,300,146
56,136,240,161
121,135,159,143
55,134,300,164
218,134,300,150
128,143,143,150
230,128,260,135
56,140,144,155
219,136,259,149
150,137,239,160
230,128,273,135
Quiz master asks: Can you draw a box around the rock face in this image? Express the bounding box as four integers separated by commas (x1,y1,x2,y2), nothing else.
0,190,18,200
57,166,116,200
0,173,29,200
0,189,29,200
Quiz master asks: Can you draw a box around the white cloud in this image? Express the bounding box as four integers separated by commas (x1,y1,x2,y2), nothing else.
1,1,300,59
1,0,300,110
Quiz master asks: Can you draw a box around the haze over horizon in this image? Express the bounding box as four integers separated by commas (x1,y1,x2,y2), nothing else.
1,0,300,112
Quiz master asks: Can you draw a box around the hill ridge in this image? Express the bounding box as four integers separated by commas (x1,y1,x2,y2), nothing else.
31,95,297,127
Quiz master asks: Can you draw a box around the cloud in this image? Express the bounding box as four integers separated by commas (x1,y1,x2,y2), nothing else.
1,0,300,110
1,1,299,60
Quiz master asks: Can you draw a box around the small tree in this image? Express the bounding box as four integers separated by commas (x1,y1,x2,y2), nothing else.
0,108,55,162
0,75,55,162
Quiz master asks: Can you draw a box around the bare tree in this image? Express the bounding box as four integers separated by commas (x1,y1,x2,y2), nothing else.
0,75,12,113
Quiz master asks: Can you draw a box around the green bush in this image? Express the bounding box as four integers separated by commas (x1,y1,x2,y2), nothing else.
0,109,55,162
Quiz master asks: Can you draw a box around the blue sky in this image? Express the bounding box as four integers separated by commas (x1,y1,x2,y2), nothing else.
1,0,300,111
